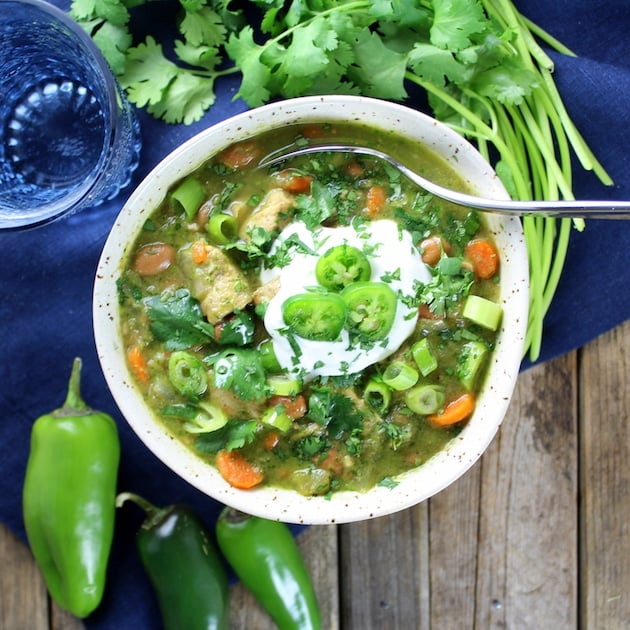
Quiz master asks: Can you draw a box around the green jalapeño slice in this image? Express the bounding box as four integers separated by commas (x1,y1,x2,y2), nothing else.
315,244,372,291
342,281,398,340
282,292,347,341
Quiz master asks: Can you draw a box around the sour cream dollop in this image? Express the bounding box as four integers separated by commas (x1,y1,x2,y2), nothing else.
261,219,431,381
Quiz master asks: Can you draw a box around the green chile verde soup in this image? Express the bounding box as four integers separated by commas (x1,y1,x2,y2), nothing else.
118,122,503,496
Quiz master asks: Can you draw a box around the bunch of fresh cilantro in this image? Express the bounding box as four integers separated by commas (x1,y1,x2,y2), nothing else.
74,0,613,361
70,0,533,125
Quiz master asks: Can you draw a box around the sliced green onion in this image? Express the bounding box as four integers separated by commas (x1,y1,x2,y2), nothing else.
171,178,205,220
207,212,238,244
168,351,208,399
411,338,438,377
183,401,228,433
363,377,392,414
266,374,302,396
462,295,503,331
382,361,419,391
258,340,283,373
456,340,488,390
404,384,445,415
261,407,293,432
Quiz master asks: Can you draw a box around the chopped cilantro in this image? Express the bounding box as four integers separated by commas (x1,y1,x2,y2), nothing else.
380,420,412,451
116,276,143,305
378,476,399,490
413,259,475,317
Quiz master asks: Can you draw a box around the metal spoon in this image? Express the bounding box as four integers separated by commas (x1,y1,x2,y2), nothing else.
258,144,630,219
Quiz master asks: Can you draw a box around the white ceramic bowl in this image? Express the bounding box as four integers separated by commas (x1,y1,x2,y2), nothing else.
94,95,529,524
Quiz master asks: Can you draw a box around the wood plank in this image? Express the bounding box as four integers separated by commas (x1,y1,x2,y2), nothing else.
339,501,430,629
427,462,481,626
0,524,86,630
579,319,630,628
229,524,339,629
475,353,578,629
0,524,50,629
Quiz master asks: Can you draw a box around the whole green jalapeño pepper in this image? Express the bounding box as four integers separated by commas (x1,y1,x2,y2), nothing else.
117,492,229,630
22,358,120,618
216,507,321,630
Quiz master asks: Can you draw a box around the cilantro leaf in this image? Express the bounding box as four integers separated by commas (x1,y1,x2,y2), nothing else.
119,36,179,107
145,289,215,350
91,20,132,75
307,389,364,441
180,7,226,48
294,179,336,228
294,435,330,460
430,0,487,51
70,0,129,27
174,40,222,72
348,30,408,100
148,71,217,125
407,42,465,87
212,349,268,401
327,392,364,440
470,60,538,105
225,27,272,106
195,419,258,453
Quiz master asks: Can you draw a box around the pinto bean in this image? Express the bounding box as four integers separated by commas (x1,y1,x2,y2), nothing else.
133,242,176,276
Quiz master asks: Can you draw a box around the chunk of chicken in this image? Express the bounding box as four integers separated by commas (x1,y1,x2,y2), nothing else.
178,242,252,324
252,276,281,307
239,188,296,240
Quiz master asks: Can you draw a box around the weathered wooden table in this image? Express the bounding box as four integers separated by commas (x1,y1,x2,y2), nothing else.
2,318,628,629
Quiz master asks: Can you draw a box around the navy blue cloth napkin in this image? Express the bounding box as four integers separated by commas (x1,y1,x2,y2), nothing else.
1,1,628,627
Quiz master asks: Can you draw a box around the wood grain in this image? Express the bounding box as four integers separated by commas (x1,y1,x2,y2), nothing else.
475,353,578,629
579,322,630,628
1,319,628,628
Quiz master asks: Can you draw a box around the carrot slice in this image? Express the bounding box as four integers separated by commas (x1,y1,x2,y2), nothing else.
428,393,476,427
274,170,313,194
127,346,150,384
366,184,387,216
464,238,499,279
216,450,264,489
191,239,208,264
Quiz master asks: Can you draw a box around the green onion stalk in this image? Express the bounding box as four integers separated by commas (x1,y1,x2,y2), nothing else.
409,1,612,361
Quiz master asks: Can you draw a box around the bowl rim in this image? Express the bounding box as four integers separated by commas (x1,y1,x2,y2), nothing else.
93,95,529,524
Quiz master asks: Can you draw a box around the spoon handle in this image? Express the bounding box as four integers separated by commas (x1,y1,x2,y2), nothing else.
259,144,630,219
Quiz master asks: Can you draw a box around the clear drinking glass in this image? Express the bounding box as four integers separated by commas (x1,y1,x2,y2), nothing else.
0,0,142,230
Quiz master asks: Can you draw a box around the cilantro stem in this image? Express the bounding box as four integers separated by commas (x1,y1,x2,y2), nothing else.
405,73,527,198
541,218,572,313
521,17,577,58
260,0,371,53
538,72,612,184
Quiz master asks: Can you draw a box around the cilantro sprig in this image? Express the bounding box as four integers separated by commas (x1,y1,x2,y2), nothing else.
72,0,614,360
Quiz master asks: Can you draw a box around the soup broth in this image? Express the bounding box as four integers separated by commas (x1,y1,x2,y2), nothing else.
117,122,502,496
